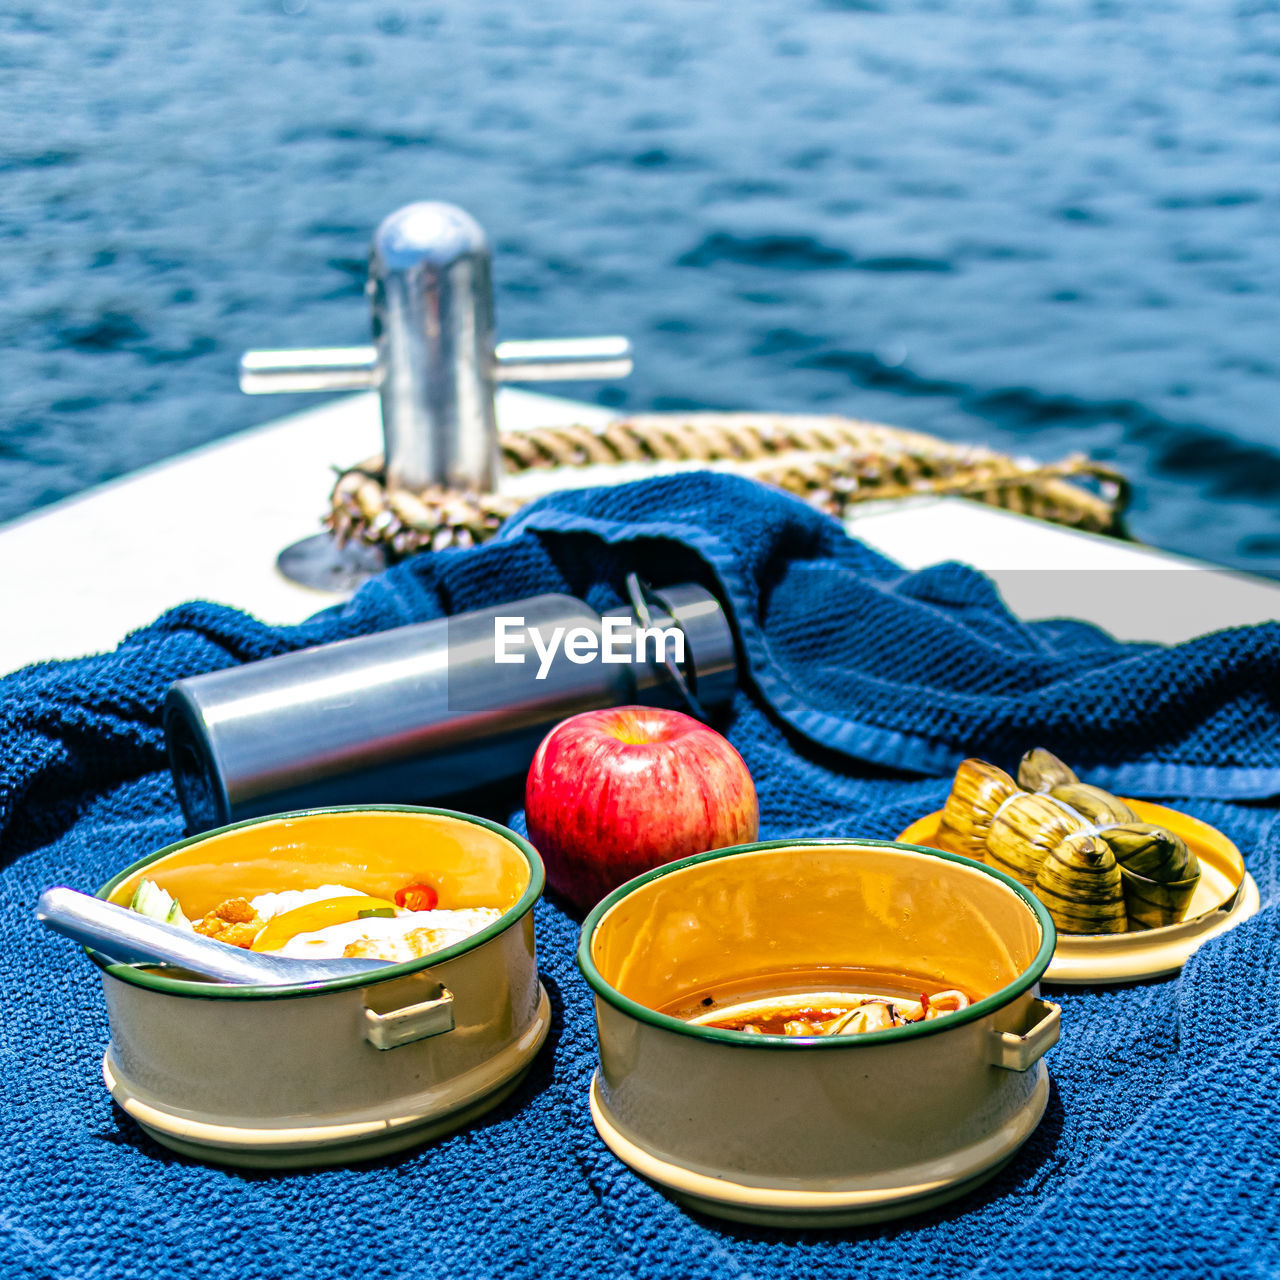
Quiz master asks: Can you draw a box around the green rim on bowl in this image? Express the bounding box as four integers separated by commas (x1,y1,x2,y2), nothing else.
578,837,1056,1050
91,805,545,1002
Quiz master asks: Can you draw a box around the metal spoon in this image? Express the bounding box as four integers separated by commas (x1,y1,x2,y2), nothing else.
35,887,391,986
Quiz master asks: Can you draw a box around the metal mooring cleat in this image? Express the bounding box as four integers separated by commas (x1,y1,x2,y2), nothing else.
240,201,632,586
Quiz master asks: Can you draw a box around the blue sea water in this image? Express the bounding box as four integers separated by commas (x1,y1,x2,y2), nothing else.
2,0,1280,573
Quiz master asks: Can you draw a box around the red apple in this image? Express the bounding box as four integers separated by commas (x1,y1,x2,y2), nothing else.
525,706,759,912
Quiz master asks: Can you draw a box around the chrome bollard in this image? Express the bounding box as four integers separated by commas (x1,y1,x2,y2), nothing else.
240,202,633,495
240,202,632,590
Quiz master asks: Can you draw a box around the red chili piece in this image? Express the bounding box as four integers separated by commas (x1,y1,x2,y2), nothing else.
395,883,439,912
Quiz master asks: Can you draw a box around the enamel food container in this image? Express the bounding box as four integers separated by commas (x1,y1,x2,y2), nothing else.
93,806,548,1168
579,838,1060,1227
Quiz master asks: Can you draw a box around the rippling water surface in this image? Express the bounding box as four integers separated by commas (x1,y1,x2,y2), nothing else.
3,0,1280,572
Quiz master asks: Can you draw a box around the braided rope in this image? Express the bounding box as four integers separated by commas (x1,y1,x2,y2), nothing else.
326,413,1129,557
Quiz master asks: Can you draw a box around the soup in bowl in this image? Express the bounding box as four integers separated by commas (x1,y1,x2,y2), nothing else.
579,837,1059,1227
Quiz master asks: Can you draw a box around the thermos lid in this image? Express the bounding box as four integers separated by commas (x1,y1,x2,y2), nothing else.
644,582,737,714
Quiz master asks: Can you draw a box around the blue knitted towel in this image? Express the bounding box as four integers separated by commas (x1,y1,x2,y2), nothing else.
3,473,1278,1280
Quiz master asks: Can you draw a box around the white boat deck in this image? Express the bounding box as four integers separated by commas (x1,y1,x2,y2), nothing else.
1,391,1277,675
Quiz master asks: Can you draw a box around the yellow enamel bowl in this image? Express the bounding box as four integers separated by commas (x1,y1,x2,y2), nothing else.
899,799,1260,985
93,806,548,1168
578,838,1060,1228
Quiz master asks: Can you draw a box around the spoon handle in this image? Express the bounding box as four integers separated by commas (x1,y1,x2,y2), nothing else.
35,887,386,985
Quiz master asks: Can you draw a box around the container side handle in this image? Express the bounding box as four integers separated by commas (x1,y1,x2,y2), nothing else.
364,986,455,1050
987,998,1060,1071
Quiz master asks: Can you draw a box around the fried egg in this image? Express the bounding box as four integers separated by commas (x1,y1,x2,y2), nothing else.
273,907,503,961
249,884,366,920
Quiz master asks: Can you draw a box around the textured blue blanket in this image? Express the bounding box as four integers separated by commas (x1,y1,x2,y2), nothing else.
3,474,1278,1280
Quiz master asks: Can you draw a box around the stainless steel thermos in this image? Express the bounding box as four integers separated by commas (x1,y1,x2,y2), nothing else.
164,582,737,831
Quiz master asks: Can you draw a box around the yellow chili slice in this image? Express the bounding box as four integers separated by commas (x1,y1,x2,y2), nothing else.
250,896,398,952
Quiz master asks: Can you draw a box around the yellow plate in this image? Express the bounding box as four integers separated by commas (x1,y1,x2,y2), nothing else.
898,800,1260,985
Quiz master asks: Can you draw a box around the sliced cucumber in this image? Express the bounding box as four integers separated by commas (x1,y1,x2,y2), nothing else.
129,878,192,930
129,878,163,916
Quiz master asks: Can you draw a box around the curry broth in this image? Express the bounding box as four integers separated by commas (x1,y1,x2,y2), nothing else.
658,965,978,1035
